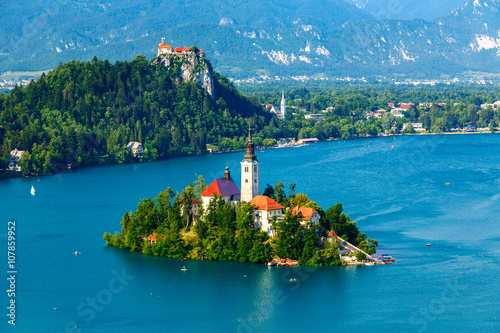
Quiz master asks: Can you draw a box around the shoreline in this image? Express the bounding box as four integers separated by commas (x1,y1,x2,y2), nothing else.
2,131,495,181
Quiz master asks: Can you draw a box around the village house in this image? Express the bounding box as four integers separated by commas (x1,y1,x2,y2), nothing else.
249,195,284,236
304,114,324,120
402,122,425,132
127,142,144,157
9,149,23,171
391,110,405,118
480,101,500,110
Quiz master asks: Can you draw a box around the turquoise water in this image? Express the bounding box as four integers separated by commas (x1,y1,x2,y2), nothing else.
1,134,500,332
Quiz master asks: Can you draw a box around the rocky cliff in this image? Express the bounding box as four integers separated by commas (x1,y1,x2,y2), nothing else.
156,51,215,98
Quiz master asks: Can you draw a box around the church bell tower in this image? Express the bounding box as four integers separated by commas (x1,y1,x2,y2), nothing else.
280,90,286,118
241,126,260,202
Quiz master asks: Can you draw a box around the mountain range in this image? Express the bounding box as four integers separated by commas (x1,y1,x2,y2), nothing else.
1,0,500,80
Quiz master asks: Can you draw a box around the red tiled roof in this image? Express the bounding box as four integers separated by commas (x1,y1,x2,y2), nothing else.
202,178,240,197
249,196,284,211
149,233,157,242
174,46,190,52
291,207,318,221
179,199,199,204
327,230,338,238
158,44,173,50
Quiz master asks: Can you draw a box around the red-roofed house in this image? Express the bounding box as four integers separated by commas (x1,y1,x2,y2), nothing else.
148,232,158,244
291,206,321,226
249,195,284,235
201,166,241,212
399,104,413,110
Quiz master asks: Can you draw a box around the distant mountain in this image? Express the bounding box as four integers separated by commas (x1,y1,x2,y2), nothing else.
345,0,467,21
1,0,500,80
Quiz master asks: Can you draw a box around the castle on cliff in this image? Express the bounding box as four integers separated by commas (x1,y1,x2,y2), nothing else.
157,38,204,56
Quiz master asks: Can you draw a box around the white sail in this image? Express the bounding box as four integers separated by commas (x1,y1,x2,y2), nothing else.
31,185,35,195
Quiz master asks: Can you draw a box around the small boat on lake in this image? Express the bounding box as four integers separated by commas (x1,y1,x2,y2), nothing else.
426,243,432,246
181,266,187,271
30,185,35,195
445,183,451,185
376,254,395,263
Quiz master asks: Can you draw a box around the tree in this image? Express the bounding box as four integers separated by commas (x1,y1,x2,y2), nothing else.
403,123,415,134
263,184,275,199
194,175,208,198
289,193,310,208
273,181,287,206
356,251,366,262
181,184,196,229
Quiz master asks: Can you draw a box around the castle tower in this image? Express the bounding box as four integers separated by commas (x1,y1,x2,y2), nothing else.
280,90,286,119
241,126,260,202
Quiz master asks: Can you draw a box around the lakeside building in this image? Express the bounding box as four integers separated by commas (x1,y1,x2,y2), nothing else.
127,142,144,157
9,149,23,171
298,138,319,144
402,123,425,132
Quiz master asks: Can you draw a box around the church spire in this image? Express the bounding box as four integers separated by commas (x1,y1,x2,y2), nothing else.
243,124,257,162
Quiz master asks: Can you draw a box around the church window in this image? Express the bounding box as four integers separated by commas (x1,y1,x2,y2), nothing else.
245,179,248,183
245,167,249,172
254,166,257,172
254,179,257,183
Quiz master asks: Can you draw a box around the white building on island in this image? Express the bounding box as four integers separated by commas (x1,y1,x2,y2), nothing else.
249,195,284,236
240,127,260,203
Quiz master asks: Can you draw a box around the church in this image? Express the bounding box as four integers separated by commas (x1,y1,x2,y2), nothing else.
201,127,284,235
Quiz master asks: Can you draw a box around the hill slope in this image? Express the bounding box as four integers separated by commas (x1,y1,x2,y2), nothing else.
0,53,271,174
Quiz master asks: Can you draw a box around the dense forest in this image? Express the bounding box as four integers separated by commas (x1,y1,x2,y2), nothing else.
0,55,271,175
104,179,378,266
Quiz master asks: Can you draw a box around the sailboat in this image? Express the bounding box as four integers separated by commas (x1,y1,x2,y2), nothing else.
30,185,35,195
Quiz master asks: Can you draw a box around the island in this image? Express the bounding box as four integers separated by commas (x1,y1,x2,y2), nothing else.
104,128,378,266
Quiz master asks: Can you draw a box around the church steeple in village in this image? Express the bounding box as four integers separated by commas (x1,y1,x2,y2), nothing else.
241,125,260,202
280,89,286,118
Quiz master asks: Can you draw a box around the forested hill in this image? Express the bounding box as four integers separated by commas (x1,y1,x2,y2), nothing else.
0,55,272,175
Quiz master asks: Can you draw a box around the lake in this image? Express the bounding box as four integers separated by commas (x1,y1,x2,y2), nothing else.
1,133,500,332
